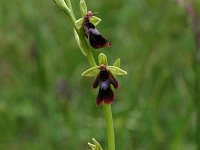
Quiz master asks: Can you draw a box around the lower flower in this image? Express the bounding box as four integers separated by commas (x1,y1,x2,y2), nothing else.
81,53,127,106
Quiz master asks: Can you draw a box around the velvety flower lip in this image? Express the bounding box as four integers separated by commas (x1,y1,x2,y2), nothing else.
82,53,127,106
93,65,118,105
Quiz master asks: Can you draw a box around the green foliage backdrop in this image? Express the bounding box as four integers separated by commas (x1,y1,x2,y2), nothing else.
0,0,199,149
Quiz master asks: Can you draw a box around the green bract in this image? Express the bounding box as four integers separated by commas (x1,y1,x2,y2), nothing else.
73,29,86,55
88,138,103,150
98,53,107,65
79,0,87,16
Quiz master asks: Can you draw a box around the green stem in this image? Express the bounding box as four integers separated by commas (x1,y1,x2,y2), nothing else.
86,51,97,67
103,104,115,150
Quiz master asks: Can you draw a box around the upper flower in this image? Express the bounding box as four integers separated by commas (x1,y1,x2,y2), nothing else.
82,11,111,49
75,1,111,49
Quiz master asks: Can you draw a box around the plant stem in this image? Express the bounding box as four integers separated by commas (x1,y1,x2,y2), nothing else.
103,104,115,150
86,51,97,67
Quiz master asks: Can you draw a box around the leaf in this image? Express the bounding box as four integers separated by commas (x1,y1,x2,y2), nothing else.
79,0,87,16
113,58,120,67
90,16,101,26
73,29,86,56
108,66,127,75
82,66,99,76
98,53,107,65
75,18,84,29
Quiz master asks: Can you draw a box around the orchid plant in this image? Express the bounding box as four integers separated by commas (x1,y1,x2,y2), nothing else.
53,0,127,149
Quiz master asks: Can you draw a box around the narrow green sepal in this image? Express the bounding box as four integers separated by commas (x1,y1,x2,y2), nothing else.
75,18,84,29
98,53,107,65
113,58,120,67
74,29,86,56
88,138,103,150
108,66,127,75
90,16,101,26
82,66,99,76
80,0,87,16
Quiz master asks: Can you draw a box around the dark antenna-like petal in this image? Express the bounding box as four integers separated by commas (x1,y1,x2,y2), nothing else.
109,71,118,89
93,73,100,88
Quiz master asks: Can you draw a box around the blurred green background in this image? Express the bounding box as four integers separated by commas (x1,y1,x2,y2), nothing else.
0,0,200,149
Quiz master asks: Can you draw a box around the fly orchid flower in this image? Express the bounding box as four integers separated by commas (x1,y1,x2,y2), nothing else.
82,11,111,49
74,4,111,49
82,53,127,105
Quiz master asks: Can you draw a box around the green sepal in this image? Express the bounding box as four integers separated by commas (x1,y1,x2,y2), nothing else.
74,29,86,56
88,138,103,150
90,16,101,26
98,53,107,65
113,58,120,67
108,66,127,75
75,18,84,29
80,0,87,16
82,66,99,76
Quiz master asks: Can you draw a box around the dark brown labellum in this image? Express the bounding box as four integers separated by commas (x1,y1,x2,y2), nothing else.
93,65,118,105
